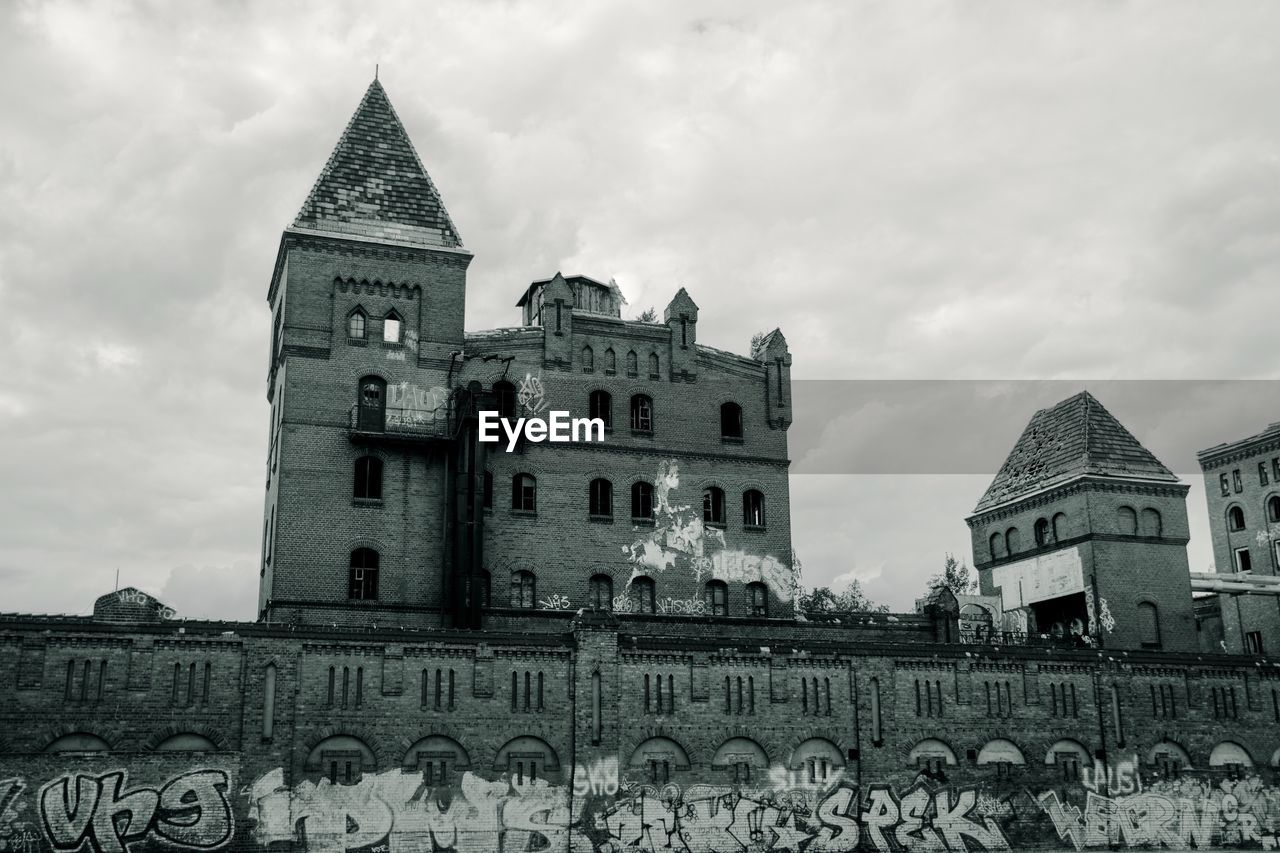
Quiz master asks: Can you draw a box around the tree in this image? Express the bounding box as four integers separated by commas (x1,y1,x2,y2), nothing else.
750,330,767,352
798,578,889,621
637,307,658,322
928,553,975,596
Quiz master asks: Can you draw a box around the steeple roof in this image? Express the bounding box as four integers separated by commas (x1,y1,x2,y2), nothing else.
973,391,1178,513
291,80,463,249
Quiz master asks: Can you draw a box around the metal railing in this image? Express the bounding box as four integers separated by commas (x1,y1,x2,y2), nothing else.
349,405,453,439
959,626,1098,648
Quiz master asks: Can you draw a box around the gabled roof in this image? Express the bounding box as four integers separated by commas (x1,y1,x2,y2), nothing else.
291,80,463,249
973,391,1179,513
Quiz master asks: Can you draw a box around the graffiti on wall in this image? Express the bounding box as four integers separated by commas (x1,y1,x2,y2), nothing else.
114,589,176,620
386,383,448,427
36,770,232,853
538,594,572,611
612,594,708,615
622,460,795,602
517,372,547,416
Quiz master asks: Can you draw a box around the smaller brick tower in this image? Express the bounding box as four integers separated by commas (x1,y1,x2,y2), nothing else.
968,391,1196,652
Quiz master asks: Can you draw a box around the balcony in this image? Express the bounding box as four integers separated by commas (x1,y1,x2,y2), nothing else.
349,404,454,445
959,625,1098,649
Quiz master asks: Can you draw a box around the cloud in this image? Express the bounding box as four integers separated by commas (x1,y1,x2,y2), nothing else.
0,1,1272,618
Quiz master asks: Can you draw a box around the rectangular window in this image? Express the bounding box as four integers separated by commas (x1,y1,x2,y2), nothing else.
1233,469,1243,493
1261,462,1270,487
1220,473,1231,497
1247,631,1264,654
1273,458,1280,481
1236,547,1253,573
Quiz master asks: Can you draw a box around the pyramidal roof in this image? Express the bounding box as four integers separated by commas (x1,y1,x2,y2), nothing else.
973,391,1178,513
291,80,464,249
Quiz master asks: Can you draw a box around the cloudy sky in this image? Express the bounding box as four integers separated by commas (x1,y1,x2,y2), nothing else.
1,1,1277,619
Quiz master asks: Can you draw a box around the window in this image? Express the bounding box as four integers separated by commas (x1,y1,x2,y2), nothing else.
494,381,517,420
743,490,765,527
512,474,537,512
1141,507,1162,537
644,673,675,714
423,668,457,710
1246,631,1264,654
483,471,493,509
648,353,660,378
626,350,638,377
383,312,402,343
989,531,1004,560
631,481,654,519
1117,506,1138,535
1211,685,1239,720
705,581,728,616
510,571,536,608
1235,547,1253,572
631,577,656,613
1049,682,1079,718
589,574,613,611
1221,473,1231,497
630,395,653,432
723,675,755,715
349,549,379,600
720,402,743,439
984,680,1013,717
1005,527,1020,554
589,390,612,428
1261,463,1270,487
1137,601,1161,649
914,679,944,717
747,582,768,617
1033,518,1049,547
1150,683,1177,719
1268,495,1280,523
1233,468,1243,493
1052,512,1067,541
589,478,613,517
353,456,383,500
604,348,616,374
703,487,726,525
1056,752,1081,783
348,310,366,339
357,377,386,431
1228,506,1246,531
581,345,594,372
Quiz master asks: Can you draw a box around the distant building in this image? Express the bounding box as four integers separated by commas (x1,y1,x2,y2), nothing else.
1197,421,1280,654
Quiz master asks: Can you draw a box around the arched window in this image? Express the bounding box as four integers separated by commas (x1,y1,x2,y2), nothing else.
1034,518,1050,547
1117,506,1138,535
743,490,765,527
1228,505,1246,531
631,481,654,519
630,395,653,432
589,574,613,611
404,736,471,784
631,576,656,614
1137,601,1161,649
510,570,536,608
1269,495,1280,523
747,582,768,617
704,580,728,616
977,739,1026,767
307,735,375,785
353,456,383,500
45,733,110,754
589,390,612,428
357,376,387,431
1141,508,1162,537
581,345,594,372
720,402,743,439
589,478,613,517
349,548,379,600
626,350,638,377
703,487,726,525
155,733,218,752
512,474,537,512
494,381,517,420
648,352,660,378
989,531,1005,561
348,309,367,340
1005,527,1020,554
1052,512,1067,541
604,348,616,374
382,311,403,343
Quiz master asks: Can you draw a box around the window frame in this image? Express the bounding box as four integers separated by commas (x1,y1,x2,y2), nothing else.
347,309,367,341
703,486,726,526
510,570,536,609
630,394,653,433
353,455,384,501
631,481,654,520
382,311,403,344
720,402,744,440
705,580,728,616
588,478,613,518
742,490,765,528
512,473,537,513
348,548,380,600
588,390,612,429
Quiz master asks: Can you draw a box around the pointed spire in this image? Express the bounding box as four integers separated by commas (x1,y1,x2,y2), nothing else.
292,79,463,249
973,390,1178,513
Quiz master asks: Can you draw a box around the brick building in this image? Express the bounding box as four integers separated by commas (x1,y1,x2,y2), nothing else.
1197,421,1280,654
3,80,1280,853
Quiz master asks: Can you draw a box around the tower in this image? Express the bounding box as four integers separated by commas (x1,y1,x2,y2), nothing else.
967,391,1196,652
260,80,472,624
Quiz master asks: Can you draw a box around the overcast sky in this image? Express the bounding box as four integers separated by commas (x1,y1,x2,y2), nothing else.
1,1,1277,619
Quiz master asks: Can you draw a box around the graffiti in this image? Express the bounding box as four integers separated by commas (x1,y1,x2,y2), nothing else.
538,594,572,610
1079,754,1141,796
623,460,795,602
574,759,620,798
517,372,547,416
404,329,418,353
38,770,231,853
612,594,708,615
1,779,39,853
1098,597,1116,634
386,383,448,426
1038,775,1280,851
